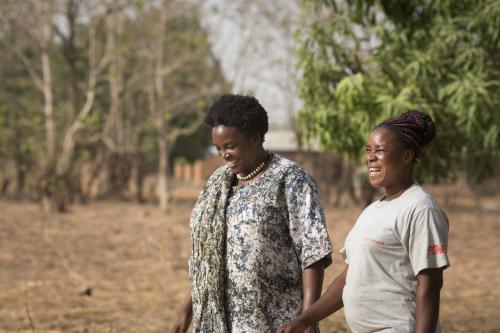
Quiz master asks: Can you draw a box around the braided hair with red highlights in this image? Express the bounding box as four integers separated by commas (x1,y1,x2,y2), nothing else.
375,110,435,159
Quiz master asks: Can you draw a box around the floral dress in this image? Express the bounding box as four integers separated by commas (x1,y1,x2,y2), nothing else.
223,154,333,332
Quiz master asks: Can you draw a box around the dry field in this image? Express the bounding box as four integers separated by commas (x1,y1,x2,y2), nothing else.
0,189,499,332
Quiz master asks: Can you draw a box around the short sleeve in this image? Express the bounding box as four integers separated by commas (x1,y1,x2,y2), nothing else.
408,207,450,276
339,247,349,264
285,169,333,270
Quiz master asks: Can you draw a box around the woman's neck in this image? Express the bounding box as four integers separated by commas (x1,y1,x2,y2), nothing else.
244,149,267,174
235,150,271,186
384,177,415,201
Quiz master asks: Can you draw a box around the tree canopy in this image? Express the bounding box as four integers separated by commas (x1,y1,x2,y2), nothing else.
298,0,500,182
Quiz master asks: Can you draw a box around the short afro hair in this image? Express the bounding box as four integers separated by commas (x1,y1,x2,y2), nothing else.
205,94,269,140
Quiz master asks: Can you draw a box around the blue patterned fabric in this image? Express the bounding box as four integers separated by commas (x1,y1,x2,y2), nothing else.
189,166,233,332
189,154,333,332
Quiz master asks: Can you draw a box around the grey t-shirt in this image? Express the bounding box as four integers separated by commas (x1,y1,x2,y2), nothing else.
340,184,450,333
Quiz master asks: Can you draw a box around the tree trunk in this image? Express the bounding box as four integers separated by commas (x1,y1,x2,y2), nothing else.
37,160,69,212
40,6,56,160
84,149,105,200
15,166,26,198
9,90,28,197
131,131,145,203
157,121,170,211
133,153,145,203
101,9,129,199
42,48,56,161
155,1,170,212
61,0,80,118
48,18,102,212
39,2,58,211
107,11,125,149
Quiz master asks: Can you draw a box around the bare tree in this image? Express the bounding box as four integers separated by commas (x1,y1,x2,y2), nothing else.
0,1,58,160
54,0,80,119
0,0,226,210
0,0,112,211
141,0,223,212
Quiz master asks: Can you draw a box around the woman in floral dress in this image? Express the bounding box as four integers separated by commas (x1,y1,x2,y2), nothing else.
171,94,333,332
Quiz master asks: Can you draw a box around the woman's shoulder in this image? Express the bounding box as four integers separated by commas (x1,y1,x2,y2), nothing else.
270,155,320,191
204,165,232,187
272,154,313,181
408,184,441,208
400,185,448,222
211,164,229,176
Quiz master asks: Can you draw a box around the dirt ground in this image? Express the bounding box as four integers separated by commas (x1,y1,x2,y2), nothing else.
0,190,499,332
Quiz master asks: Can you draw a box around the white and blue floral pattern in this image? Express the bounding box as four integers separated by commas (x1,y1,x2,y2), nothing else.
223,154,333,332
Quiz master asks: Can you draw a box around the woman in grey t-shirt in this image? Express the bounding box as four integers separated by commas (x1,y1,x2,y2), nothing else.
278,110,450,333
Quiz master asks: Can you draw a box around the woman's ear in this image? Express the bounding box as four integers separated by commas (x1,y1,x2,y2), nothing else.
403,149,415,164
251,133,263,144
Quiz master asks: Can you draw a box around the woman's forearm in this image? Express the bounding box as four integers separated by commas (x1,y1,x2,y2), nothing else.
302,260,325,310
416,269,443,333
171,288,193,333
181,288,193,316
299,265,348,326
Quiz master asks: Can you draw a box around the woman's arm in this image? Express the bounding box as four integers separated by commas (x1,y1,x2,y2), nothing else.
302,260,325,310
171,288,193,333
278,265,349,333
416,269,443,333
301,260,325,332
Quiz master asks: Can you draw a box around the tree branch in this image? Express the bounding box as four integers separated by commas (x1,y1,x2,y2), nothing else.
56,21,110,175
168,109,205,144
15,50,45,92
164,85,211,115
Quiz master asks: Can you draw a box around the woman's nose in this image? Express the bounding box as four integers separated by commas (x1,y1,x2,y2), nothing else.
365,151,376,161
218,149,229,159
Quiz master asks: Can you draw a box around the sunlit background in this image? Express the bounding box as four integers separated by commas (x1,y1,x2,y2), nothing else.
0,0,499,332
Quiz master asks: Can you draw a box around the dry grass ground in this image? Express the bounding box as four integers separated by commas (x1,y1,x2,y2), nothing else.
0,190,499,332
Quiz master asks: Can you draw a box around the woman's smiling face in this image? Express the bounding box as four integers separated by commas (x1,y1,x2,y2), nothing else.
212,125,262,175
365,127,413,189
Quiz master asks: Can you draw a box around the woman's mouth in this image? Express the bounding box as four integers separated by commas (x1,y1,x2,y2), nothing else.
226,160,238,170
368,167,382,177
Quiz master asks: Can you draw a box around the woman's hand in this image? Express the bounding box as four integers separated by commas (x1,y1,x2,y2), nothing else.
171,311,191,333
278,265,349,333
171,289,193,333
303,325,317,333
276,318,307,333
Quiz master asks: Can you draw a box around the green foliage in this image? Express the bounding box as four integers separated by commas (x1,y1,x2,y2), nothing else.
0,39,41,175
298,0,500,182
170,125,212,164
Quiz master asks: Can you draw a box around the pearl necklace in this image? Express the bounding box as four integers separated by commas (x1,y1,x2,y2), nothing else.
236,153,269,181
